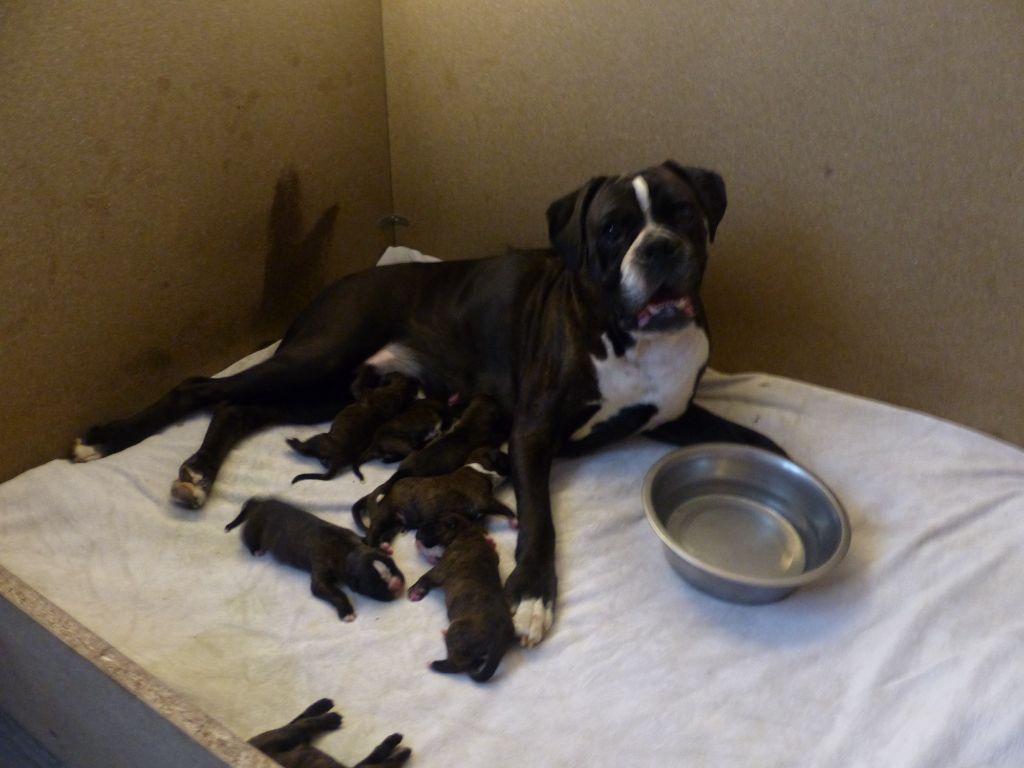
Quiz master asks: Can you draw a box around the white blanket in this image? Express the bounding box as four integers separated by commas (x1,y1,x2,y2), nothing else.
2,276,1023,767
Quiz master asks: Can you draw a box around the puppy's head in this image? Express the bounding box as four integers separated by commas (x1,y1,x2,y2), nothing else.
546,160,726,333
415,513,476,563
345,548,404,601
464,446,510,478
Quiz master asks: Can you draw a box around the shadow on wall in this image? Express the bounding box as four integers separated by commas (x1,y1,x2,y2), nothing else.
259,168,340,340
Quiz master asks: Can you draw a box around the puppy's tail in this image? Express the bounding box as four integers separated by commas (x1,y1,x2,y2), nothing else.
469,631,514,683
291,464,343,484
225,498,256,532
469,653,502,683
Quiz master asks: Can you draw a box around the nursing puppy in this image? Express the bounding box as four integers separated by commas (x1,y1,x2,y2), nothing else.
351,397,451,477
408,513,515,682
287,370,419,483
352,394,508,522
249,698,411,768
225,497,404,621
361,446,515,548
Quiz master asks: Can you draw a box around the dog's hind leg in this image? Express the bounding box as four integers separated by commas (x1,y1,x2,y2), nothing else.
73,376,222,461
73,350,351,461
172,400,341,508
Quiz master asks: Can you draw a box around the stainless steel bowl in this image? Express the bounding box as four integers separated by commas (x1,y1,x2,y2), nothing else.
642,443,850,604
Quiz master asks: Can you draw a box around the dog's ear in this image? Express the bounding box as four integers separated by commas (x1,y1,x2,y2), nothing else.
663,161,727,243
546,176,607,271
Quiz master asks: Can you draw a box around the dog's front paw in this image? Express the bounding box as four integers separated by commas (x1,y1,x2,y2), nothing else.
512,597,554,648
504,561,556,647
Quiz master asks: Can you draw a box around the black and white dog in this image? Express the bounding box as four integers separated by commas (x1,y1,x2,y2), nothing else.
72,161,782,646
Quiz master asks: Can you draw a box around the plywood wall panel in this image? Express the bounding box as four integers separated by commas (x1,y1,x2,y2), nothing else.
382,0,1023,445
0,1,393,480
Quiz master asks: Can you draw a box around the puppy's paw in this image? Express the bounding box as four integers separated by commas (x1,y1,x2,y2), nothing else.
170,466,210,509
407,585,426,602
302,698,335,718
341,612,357,623
70,439,104,463
512,597,554,648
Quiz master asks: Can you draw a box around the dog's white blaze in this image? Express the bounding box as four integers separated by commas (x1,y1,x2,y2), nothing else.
373,560,391,582
620,175,675,305
572,324,709,441
632,175,653,222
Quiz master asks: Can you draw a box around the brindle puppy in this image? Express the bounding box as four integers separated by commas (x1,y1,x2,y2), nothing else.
287,370,419,483
249,698,411,768
407,514,515,682
361,446,515,548
351,397,451,477
225,497,404,622
352,394,508,521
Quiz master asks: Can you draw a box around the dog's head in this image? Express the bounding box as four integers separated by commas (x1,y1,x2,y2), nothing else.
415,513,479,564
464,446,510,478
546,160,726,333
345,548,404,601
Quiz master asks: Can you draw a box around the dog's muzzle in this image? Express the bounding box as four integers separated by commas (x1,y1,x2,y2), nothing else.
621,233,701,331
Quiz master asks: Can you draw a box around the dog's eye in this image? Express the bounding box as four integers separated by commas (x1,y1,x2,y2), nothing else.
676,203,696,225
600,221,623,243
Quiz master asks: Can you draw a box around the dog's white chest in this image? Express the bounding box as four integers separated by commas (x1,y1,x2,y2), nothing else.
572,325,709,440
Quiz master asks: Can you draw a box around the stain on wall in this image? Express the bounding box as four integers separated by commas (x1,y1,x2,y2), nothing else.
260,169,341,338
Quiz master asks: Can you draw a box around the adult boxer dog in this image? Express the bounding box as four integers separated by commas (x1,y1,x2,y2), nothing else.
71,160,783,647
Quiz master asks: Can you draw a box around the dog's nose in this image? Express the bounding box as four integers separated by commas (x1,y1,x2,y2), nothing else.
640,234,684,263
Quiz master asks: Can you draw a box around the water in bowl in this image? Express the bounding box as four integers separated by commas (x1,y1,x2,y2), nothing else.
666,493,806,579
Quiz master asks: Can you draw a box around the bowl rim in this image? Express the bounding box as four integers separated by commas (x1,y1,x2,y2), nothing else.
641,443,852,589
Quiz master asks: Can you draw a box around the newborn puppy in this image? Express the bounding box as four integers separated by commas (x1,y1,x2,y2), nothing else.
225,497,404,622
249,698,411,768
353,394,508,521
361,446,516,548
351,397,451,477
407,513,515,682
288,369,419,483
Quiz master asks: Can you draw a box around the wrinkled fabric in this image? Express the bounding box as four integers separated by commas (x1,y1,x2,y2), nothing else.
1,254,1021,767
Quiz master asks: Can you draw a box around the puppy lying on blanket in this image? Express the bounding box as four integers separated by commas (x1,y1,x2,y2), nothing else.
408,513,516,682
360,446,516,548
249,698,411,768
351,397,451,477
225,497,404,622
287,369,419,483
353,394,508,519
